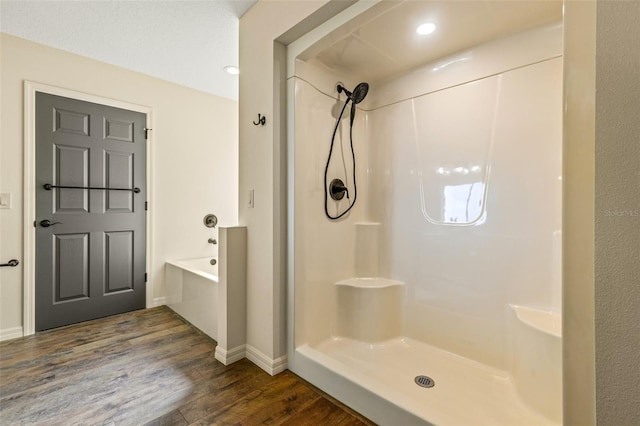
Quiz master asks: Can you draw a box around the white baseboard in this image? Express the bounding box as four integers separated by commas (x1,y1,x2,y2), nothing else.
245,344,288,376
0,326,24,342
215,344,246,365
150,297,166,308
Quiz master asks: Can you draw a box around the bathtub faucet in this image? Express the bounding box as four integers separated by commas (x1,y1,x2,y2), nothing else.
208,238,217,245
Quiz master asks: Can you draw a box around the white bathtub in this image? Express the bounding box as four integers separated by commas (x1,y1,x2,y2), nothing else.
165,257,218,341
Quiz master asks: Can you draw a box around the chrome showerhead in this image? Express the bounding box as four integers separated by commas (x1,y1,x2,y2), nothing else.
337,82,369,104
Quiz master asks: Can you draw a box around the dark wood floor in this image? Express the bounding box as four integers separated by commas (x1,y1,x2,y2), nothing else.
0,306,374,425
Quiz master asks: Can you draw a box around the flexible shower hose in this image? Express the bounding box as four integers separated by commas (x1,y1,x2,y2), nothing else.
324,100,358,220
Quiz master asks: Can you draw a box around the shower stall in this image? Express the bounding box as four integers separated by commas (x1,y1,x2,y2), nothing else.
287,1,563,424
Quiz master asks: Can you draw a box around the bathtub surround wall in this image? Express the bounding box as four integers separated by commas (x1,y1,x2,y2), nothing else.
215,226,248,365
164,226,247,365
0,34,238,339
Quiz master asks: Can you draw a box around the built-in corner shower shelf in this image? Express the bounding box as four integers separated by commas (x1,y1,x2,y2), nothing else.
336,277,404,288
510,304,561,338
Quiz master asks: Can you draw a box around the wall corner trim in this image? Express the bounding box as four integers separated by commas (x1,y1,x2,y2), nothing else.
150,297,166,308
215,344,247,365
245,344,288,376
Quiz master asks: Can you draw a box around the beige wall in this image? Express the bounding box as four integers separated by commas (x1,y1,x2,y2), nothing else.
0,34,238,337
594,0,640,424
239,0,332,362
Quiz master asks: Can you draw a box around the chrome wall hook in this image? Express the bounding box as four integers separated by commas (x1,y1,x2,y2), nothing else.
253,114,266,126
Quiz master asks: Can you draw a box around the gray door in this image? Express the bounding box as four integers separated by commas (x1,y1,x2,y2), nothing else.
35,93,146,331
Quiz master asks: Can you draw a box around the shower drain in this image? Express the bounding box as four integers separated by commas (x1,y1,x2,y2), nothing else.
414,375,435,388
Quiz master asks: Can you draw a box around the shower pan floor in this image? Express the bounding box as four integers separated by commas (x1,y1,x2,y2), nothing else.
299,337,557,425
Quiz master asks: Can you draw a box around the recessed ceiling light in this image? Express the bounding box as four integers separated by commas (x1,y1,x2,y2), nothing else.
224,66,239,75
416,22,436,35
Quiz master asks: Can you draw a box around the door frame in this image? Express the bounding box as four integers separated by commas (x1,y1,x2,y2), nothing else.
23,81,155,336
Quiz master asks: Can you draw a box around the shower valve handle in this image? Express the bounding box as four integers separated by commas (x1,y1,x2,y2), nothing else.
329,179,349,201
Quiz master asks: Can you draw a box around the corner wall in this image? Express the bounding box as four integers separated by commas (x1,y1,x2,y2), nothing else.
0,33,238,338
562,1,596,423
563,0,640,424
291,61,367,347
239,0,332,367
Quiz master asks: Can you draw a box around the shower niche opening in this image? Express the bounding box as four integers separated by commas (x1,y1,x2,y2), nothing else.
288,1,563,425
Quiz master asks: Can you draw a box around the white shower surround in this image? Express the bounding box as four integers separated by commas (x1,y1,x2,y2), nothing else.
288,14,563,426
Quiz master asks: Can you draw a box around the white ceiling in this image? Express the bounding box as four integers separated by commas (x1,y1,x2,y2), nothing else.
0,0,257,100
313,0,563,84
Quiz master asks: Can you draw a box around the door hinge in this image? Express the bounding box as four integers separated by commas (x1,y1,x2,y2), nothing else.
144,273,147,283
145,201,148,211
144,128,152,139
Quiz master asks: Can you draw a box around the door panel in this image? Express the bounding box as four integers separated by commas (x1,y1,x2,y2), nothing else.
36,93,146,331
54,144,90,213
105,231,134,293
54,108,90,136
104,117,134,142
104,150,134,212
54,233,90,301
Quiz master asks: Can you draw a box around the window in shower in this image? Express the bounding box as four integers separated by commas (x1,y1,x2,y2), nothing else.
443,181,485,224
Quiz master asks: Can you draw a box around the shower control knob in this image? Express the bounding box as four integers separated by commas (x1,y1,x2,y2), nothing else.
203,214,218,228
329,179,348,201
208,238,217,244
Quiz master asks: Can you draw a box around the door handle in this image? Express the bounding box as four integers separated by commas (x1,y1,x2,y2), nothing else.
0,259,19,267
40,220,62,227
